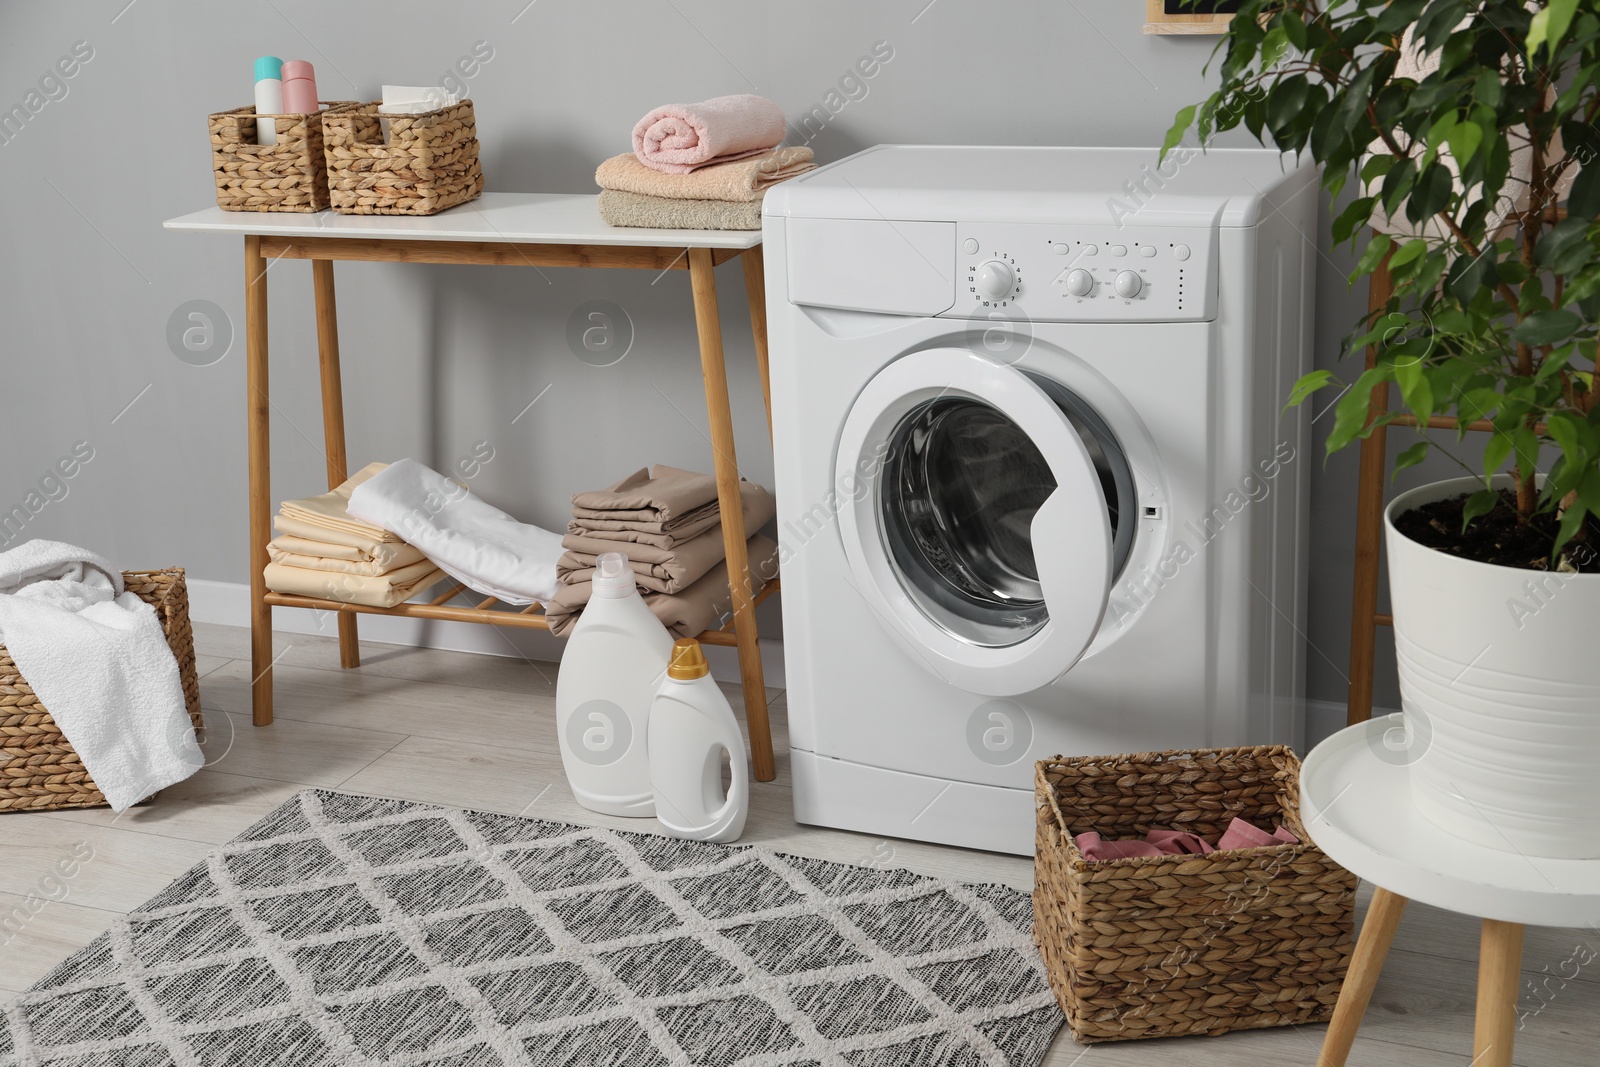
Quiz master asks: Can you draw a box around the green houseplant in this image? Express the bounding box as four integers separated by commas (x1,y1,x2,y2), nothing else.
1168,0,1600,858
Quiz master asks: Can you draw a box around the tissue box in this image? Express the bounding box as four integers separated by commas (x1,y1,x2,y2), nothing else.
322,100,484,215
0,568,202,813
209,103,355,212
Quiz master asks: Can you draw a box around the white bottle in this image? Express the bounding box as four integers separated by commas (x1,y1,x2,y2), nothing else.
253,56,284,145
648,638,749,843
555,552,673,817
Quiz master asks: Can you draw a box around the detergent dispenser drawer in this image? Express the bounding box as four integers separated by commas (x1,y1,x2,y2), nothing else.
785,218,956,317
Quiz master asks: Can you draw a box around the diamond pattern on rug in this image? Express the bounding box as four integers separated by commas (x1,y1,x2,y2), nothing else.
422,907,553,966
7,790,1062,1065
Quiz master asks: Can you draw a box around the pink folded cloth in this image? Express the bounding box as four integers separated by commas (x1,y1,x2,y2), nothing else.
1075,818,1298,861
632,94,786,174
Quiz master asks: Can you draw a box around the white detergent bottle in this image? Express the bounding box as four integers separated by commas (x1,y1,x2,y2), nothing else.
648,638,749,843
556,552,673,817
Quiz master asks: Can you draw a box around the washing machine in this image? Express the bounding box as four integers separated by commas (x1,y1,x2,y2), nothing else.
762,145,1318,855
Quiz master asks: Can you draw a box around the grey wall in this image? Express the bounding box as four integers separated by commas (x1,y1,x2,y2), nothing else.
0,0,1448,710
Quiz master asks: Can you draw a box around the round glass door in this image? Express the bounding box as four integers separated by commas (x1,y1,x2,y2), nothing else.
878,381,1134,648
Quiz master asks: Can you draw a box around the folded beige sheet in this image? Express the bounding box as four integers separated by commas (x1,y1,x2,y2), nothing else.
596,147,815,202
569,467,773,547
559,487,777,594
546,534,779,639
267,534,427,577
597,189,762,231
278,462,404,545
264,557,445,608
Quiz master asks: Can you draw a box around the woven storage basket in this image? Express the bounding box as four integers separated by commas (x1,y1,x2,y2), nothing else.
1033,745,1357,1043
322,100,484,215
0,568,202,813
209,103,354,212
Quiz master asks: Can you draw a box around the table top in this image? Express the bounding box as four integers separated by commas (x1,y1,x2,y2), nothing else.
162,192,763,250
1301,721,1600,926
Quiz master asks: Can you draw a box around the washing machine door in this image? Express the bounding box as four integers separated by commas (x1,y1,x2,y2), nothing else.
836,347,1113,696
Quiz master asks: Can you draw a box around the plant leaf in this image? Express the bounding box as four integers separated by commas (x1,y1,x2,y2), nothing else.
1511,310,1582,347
1462,488,1500,528
1394,440,1430,476
1528,0,1578,58
1162,105,1197,162
1285,368,1334,409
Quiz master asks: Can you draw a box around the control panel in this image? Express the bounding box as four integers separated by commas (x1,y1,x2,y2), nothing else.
944,223,1215,323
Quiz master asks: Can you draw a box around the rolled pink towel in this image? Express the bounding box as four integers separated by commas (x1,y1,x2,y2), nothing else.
632,94,786,174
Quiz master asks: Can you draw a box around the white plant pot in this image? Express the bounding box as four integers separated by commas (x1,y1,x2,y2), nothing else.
1387,475,1600,859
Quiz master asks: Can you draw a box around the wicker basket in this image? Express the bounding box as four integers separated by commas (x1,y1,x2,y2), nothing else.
209,103,354,212
1033,746,1357,1043
322,100,484,215
0,568,202,813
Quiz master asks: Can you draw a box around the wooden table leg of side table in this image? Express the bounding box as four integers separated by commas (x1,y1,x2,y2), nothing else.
311,258,360,670
244,235,274,727
740,247,773,439
1317,887,1408,1067
688,247,775,783
1473,919,1525,1067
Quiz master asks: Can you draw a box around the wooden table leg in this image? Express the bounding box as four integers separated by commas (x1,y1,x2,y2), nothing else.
312,258,360,670
1346,252,1392,727
245,235,274,727
1317,887,1407,1067
1473,919,1525,1067
740,247,773,440
688,247,775,783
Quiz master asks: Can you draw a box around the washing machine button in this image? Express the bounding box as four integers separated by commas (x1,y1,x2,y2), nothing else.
1109,244,1128,257
1081,244,1098,256
963,238,980,255
1051,243,1070,255
1173,244,1191,261
1139,245,1157,258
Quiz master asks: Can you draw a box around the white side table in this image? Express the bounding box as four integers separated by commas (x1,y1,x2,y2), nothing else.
1302,720,1600,1067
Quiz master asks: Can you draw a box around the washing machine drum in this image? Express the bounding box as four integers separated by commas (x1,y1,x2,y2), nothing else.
836,347,1131,696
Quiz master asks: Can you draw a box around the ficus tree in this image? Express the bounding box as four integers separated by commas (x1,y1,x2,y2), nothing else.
1166,0,1600,562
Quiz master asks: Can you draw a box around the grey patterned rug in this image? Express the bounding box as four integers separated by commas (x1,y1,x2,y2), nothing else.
2,790,1062,1066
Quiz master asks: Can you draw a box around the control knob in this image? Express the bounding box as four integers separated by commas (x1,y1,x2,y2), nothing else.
975,260,1016,301
1114,270,1143,299
1064,269,1094,297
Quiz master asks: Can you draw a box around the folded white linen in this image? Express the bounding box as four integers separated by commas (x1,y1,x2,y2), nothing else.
0,541,202,812
347,458,564,606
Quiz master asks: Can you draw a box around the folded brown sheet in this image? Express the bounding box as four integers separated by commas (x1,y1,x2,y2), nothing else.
546,534,779,639
558,488,777,594
597,189,763,231
596,147,815,203
570,467,775,549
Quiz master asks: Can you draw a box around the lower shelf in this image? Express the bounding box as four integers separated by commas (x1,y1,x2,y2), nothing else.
262,577,780,648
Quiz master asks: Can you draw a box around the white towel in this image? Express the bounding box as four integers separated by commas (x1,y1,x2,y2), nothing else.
347,459,564,606
0,541,202,812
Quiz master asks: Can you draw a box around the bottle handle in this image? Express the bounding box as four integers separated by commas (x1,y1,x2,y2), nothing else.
710,743,748,826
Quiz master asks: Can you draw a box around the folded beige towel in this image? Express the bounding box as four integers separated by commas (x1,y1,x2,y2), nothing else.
569,466,774,543
273,513,406,556
264,557,445,609
547,534,780,639
267,535,427,577
598,189,762,231
278,462,404,544
596,147,815,203
559,487,777,593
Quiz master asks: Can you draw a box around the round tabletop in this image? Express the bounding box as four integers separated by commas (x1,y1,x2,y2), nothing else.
1301,720,1600,927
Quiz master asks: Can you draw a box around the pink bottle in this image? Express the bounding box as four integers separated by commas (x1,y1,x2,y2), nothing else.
281,60,319,115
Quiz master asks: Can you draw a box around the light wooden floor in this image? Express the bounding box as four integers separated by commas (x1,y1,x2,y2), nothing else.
3,623,1596,1065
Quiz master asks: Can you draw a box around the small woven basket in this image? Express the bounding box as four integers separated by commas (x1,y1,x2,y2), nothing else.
209,103,354,212
0,568,202,813
322,100,484,215
1033,745,1356,1043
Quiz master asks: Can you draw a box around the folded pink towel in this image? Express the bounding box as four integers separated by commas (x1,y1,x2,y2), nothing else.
1075,818,1298,861
632,94,786,174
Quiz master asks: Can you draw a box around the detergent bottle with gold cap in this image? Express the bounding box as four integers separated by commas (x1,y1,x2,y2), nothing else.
648,637,749,843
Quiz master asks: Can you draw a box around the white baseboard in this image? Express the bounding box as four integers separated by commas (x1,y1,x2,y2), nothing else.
186,578,786,690
1304,697,1398,749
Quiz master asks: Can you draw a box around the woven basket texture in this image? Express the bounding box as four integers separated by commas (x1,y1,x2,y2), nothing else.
323,100,484,215
0,568,202,813
209,104,354,212
1033,745,1357,1043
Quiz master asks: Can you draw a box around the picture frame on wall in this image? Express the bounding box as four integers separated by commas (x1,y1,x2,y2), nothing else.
1143,0,1239,34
